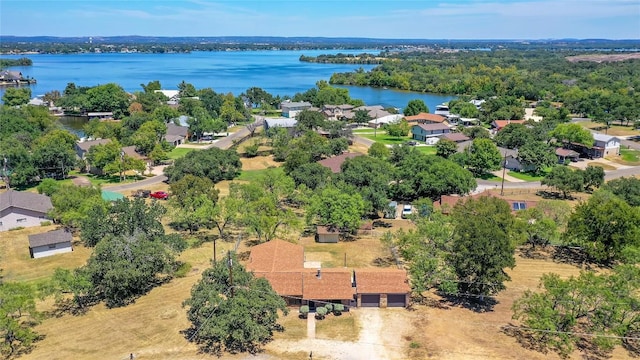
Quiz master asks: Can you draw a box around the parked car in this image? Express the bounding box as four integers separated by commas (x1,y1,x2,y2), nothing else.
132,189,151,198
401,204,413,219
149,191,169,200
405,141,417,146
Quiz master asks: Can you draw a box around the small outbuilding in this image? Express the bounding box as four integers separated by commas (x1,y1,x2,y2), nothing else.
316,226,340,243
28,228,73,259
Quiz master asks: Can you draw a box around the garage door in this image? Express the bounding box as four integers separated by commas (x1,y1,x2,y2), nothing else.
361,294,380,307
387,294,406,307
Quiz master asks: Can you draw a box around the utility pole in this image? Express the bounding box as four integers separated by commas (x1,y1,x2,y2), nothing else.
500,151,507,196
120,150,125,182
212,238,217,264
227,251,234,298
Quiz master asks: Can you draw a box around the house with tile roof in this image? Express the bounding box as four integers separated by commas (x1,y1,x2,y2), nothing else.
28,228,73,258
404,112,447,125
246,239,411,308
317,153,363,174
491,120,526,132
433,191,538,215
0,190,53,231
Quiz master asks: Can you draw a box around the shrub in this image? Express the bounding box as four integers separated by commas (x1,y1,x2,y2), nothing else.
315,307,327,320
333,303,345,315
175,262,192,278
324,303,333,313
40,221,52,226
299,305,309,319
9,226,25,231
244,143,260,158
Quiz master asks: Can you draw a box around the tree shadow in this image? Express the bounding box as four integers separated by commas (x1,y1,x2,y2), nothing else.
536,190,574,200
436,292,498,313
46,297,97,317
372,256,396,267
551,246,593,270
4,333,46,360
501,324,552,355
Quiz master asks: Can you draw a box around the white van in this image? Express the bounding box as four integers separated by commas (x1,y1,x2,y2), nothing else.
401,204,412,219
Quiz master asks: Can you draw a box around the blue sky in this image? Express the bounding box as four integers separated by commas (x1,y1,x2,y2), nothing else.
2,0,639,39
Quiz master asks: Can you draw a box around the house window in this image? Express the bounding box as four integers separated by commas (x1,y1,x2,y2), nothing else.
48,244,57,249
17,218,27,223
512,202,527,211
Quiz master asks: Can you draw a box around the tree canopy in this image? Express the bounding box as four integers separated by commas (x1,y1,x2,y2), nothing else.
183,253,287,355
164,147,241,183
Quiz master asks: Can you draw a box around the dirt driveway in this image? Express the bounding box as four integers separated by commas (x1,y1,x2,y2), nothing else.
267,308,408,360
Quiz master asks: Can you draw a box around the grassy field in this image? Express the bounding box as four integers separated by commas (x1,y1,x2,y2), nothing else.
619,148,640,165
359,133,411,145
477,172,503,182
167,147,196,160
578,121,640,137
237,166,284,182
413,146,437,155
508,170,544,181
315,312,360,340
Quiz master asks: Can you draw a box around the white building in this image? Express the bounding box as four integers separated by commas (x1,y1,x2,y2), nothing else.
28,229,73,258
0,190,53,232
592,133,621,158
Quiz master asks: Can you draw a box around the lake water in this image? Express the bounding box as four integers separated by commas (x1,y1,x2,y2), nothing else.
1,50,454,110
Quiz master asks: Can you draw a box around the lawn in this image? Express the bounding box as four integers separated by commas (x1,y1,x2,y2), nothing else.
619,148,640,165
167,147,197,160
359,133,411,145
578,121,640,137
315,311,360,340
236,166,284,182
414,146,436,155
352,128,377,134
508,170,545,181
477,172,503,182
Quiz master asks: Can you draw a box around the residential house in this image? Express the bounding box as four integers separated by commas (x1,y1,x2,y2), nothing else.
367,114,403,129
321,104,355,120
404,112,447,126
316,226,339,243
121,145,152,170
317,153,363,174
491,120,526,132
280,101,312,118
154,90,180,102
246,239,410,308
0,190,53,231
440,132,470,143
165,123,189,146
556,148,580,164
411,123,451,142
504,155,535,172
458,118,480,127
592,134,620,158
355,269,411,307
470,99,485,109
28,228,73,258
75,138,113,174
0,70,23,82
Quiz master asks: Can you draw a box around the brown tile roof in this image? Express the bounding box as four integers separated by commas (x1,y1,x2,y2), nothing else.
441,132,470,143
75,139,112,152
414,123,450,132
491,120,526,130
404,112,446,123
0,190,53,214
246,239,304,272
254,271,303,296
302,269,355,300
28,228,73,248
434,191,538,214
355,269,411,294
317,153,363,173
555,148,580,157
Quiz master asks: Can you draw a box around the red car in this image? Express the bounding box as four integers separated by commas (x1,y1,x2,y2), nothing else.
149,191,169,200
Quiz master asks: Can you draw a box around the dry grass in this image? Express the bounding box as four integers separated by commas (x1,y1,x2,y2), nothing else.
578,121,640,136
299,235,392,268
0,225,92,284
315,312,359,340
585,161,617,170
239,154,281,170
273,310,307,341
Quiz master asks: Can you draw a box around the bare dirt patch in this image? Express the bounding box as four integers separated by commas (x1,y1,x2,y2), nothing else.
239,155,280,171
566,53,640,63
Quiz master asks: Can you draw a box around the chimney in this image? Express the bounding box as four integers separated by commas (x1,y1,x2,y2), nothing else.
316,269,321,279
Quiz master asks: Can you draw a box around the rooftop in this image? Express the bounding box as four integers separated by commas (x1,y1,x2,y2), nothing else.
355,269,411,294
414,123,450,131
28,228,73,248
317,153,363,173
404,112,446,123
0,190,53,214
246,239,304,273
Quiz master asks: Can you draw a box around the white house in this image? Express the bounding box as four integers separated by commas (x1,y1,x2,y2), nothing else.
0,190,53,232
592,133,620,158
280,101,312,118
28,228,73,258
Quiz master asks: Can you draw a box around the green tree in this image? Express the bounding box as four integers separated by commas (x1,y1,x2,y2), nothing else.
517,141,556,175
0,137,37,188
2,87,31,106
289,162,333,190
603,177,640,207
385,119,410,138
0,282,41,357
542,166,584,199
85,83,130,119
494,123,532,149
582,165,605,192
449,100,479,118
307,186,365,234
210,189,243,240
368,142,390,159
512,266,640,358
84,233,180,307
339,155,393,214
295,109,326,131
164,147,241,183
467,138,502,175
183,253,287,355
449,196,516,296
131,120,166,155
168,175,220,233
49,185,104,228
220,93,245,124
462,126,490,139
549,123,593,146
31,129,78,179
177,80,197,98
513,207,560,249
86,139,122,172
435,138,458,159
353,109,372,124
564,190,640,264
403,99,428,116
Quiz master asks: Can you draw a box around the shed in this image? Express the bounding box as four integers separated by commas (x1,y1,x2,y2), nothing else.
28,229,73,258
316,226,339,243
